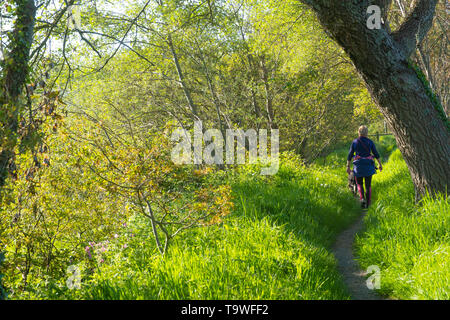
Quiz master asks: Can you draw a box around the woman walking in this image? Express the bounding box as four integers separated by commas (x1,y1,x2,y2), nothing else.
347,126,383,208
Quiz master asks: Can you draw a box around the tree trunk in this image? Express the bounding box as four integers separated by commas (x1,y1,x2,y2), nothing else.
301,0,449,199
0,0,37,189
167,34,200,121
260,55,277,130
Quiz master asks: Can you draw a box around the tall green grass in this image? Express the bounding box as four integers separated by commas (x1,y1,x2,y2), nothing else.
54,152,360,300
6,135,447,300
355,149,449,299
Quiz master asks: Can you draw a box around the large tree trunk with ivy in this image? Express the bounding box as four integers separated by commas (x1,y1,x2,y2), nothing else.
0,0,37,189
300,0,449,199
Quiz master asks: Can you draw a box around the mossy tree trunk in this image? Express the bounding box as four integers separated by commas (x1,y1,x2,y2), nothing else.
0,0,37,189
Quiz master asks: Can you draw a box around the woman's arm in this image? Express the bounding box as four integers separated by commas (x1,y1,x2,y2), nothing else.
376,157,383,171
371,141,382,171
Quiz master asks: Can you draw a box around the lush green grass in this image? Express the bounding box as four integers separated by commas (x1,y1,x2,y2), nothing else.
7,135,447,300
355,149,450,300
54,152,360,300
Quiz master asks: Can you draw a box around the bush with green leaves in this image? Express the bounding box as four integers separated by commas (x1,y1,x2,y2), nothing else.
0,114,233,299
53,151,360,300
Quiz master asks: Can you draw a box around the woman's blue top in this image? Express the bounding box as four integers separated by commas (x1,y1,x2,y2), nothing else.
347,136,380,177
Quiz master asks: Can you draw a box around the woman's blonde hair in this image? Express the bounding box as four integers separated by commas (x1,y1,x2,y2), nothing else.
358,125,369,137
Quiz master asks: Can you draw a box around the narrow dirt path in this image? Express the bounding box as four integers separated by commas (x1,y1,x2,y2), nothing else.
332,210,383,300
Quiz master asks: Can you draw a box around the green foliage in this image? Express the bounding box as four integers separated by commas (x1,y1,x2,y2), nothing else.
62,0,375,163
0,110,234,298
356,149,450,300
1,0,447,302
243,0,378,159
45,152,360,300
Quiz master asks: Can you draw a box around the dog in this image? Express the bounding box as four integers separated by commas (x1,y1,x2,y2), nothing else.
348,170,358,196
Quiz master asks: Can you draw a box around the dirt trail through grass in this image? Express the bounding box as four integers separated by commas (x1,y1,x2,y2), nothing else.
332,210,383,300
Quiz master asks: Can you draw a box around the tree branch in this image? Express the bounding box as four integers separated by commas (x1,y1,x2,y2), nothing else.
392,0,438,58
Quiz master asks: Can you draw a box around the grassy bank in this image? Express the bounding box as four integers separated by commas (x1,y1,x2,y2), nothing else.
6,135,447,300
51,152,360,300
355,149,449,300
